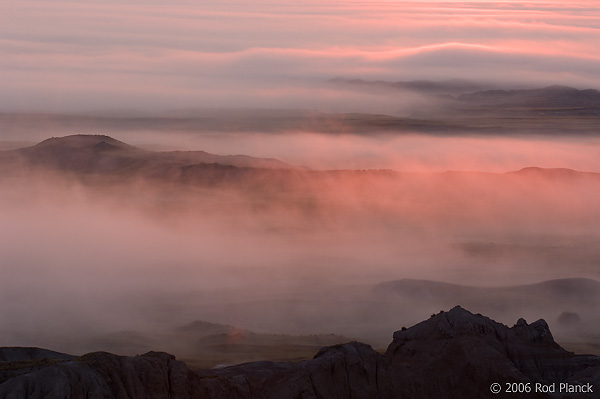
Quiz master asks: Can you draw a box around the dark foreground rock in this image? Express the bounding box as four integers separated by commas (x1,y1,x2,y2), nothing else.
2,306,600,399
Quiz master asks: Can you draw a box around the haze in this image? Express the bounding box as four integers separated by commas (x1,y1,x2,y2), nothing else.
2,137,600,354
2,0,600,364
2,1,600,112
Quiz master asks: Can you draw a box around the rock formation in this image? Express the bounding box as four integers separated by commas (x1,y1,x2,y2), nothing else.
1,306,599,398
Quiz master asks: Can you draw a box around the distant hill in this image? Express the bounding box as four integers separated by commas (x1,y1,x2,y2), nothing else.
507,167,600,179
373,278,600,319
176,320,243,335
458,85,600,110
5,135,600,189
16,135,147,174
329,77,500,95
330,79,600,109
3,90,600,137
29,135,137,152
1,134,297,177
156,150,294,170
375,277,600,300
173,320,352,369
72,319,353,370
329,79,600,118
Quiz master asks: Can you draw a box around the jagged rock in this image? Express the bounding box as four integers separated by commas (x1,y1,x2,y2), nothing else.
2,307,600,399
0,350,252,399
384,306,594,398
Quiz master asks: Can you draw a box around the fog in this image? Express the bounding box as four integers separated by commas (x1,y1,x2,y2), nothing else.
131,131,600,173
2,132,600,355
4,113,600,172
2,0,600,362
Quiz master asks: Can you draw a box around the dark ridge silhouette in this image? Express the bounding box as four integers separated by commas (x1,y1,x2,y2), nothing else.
329,77,498,95
375,278,600,299
330,79,600,108
4,134,600,179
176,320,242,335
170,320,354,369
507,167,600,179
458,85,600,108
329,79,600,120
373,278,600,310
3,93,600,136
5,134,297,176
16,135,150,174
30,135,135,150
1,307,599,398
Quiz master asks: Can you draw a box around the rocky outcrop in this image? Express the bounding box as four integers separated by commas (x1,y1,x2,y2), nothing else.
0,351,249,399
2,307,599,399
383,307,595,398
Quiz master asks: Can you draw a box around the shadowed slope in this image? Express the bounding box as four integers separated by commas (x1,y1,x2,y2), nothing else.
458,86,600,109
374,278,600,304
8,135,296,176
2,307,599,398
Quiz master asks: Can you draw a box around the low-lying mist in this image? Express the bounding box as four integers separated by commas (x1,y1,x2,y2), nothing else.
2,131,600,358
4,112,600,172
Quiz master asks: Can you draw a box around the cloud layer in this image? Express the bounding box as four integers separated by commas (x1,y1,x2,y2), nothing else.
1,1,600,112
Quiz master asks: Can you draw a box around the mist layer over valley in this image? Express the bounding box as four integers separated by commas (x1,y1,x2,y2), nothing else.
2,118,600,365
4,3,600,397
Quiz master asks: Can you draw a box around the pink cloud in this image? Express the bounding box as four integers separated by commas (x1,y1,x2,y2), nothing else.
2,1,600,111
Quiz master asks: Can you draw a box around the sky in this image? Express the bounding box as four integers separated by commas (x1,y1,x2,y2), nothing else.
1,0,600,112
